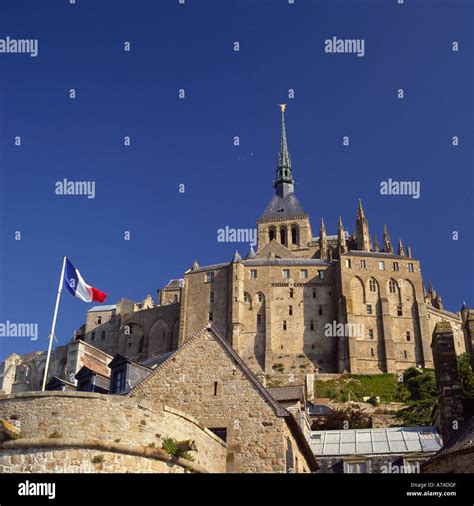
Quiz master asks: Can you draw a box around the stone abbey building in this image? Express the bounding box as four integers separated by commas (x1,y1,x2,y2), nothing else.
1,108,471,393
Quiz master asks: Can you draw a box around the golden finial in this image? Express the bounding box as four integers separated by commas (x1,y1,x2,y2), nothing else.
278,103,287,113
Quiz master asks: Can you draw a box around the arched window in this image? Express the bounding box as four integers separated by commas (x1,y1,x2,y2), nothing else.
389,280,397,294
369,278,377,292
280,228,287,246
291,226,298,245
269,228,275,241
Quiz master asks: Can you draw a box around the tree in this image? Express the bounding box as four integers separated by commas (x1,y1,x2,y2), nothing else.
457,353,474,398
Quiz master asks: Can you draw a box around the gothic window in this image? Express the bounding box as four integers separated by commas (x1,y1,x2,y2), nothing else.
369,279,377,292
280,228,287,245
291,226,298,245
389,280,397,294
269,229,275,241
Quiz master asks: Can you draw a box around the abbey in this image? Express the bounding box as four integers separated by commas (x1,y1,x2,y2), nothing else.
1,107,472,393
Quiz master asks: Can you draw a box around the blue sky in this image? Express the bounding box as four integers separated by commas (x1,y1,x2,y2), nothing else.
0,0,472,360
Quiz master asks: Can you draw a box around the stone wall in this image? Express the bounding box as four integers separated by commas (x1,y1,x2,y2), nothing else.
0,391,226,473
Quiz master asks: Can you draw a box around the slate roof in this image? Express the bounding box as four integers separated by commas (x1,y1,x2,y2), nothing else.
259,193,307,221
268,385,305,402
421,417,474,470
88,305,117,312
309,427,442,456
342,251,410,260
243,259,331,267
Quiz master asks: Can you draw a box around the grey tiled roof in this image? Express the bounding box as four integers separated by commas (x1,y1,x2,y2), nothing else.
88,305,117,312
309,427,442,456
243,258,331,266
259,193,306,220
268,385,305,402
343,251,412,260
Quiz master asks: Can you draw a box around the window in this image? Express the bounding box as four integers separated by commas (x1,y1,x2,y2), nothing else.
318,305,323,316
310,320,314,331
91,332,96,341
205,271,215,283
250,269,257,279
282,269,290,279
367,304,373,315
393,262,399,272
174,294,178,303
397,304,403,316
112,369,126,394
290,288,294,299
291,227,298,245
101,331,106,340
369,329,374,339
96,316,102,325
257,314,263,326
369,279,377,292
408,263,414,273
378,261,385,271
289,305,293,316
318,270,325,280
258,293,263,302
210,291,215,303
209,427,227,443
370,348,374,357
403,350,408,359
360,260,366,269
209,312,213,322
389,280,397,294
269,229,275,241
244,293,250,303
213,381,218,396
344,461,368,474
283,321,287,331
312,288,316,299
300,269,308,279
406,331,411,342
280,228,287,246
345,259,352,269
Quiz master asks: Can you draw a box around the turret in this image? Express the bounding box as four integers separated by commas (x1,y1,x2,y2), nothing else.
319,219,328,260
356,199,371,251
383,225,394,254
337,217,348,254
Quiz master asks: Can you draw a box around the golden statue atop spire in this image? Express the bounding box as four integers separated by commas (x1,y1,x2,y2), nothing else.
278,103,287,113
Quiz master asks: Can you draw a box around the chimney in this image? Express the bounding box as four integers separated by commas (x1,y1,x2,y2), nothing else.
431,321,465,443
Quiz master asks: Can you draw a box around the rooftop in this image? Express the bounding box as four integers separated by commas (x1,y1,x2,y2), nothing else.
309,427,442,456
88,305,117,313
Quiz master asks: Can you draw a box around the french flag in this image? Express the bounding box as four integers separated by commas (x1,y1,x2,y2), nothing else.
63,258,108,303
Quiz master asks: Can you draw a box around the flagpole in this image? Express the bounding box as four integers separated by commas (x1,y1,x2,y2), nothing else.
41,256,67,392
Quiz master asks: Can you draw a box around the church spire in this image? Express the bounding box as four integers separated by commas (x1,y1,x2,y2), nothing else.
356,198,370,251
383,224,394,254
337,216,348,254
319,219,328,260
274,104,295,198
398,238,406,257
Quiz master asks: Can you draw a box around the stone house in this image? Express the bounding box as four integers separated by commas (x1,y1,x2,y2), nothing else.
129,324,319,473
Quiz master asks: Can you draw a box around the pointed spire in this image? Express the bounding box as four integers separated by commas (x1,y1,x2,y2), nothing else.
383,225,394,254
319,218,328,259
246,246,256,259
407,245,412,258
274,104,294,198
192,259,199,270
398,238,406,257
356,199,370,251
374,236,380,252
232,250,241,263
337,217,348,254
357,199,366,219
